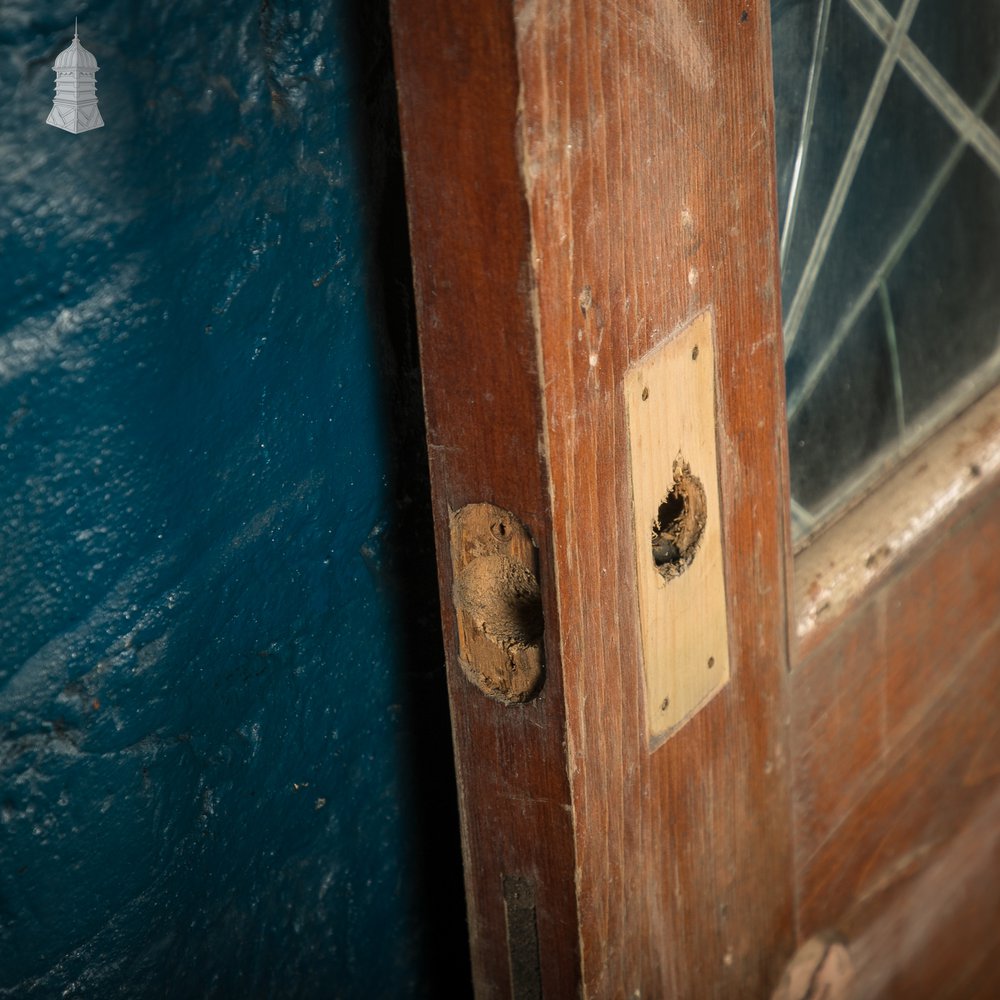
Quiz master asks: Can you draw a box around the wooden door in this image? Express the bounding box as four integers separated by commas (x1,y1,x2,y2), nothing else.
389,2,1000,996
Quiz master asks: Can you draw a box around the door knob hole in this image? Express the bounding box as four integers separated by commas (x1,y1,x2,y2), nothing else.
651,458,707,580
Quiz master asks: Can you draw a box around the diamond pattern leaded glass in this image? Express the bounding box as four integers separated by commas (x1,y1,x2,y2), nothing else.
772,0,1000,538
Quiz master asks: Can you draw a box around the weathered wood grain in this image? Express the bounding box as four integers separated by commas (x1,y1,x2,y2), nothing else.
517,2,795,994
394,1,795,996
792,484,1000,997
389,2,579,995
393,2,1000,995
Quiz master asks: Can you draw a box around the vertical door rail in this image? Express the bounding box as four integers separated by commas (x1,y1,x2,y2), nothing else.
391,2,796,996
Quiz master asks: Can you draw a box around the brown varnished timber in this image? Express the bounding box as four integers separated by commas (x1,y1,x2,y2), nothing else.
395,1,1000,994
390,2,579,996
791,483,1000,996
391,1,795,996
518,2,795,996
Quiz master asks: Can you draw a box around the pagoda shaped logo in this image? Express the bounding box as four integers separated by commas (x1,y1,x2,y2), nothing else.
46,21,104,134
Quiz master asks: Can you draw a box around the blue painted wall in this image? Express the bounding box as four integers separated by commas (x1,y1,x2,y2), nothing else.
0,2,465,995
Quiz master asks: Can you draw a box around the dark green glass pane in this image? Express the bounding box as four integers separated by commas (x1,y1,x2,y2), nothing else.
909,0,1000,107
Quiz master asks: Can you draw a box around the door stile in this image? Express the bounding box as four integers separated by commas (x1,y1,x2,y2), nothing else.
390,2,581,996
516,3,796,995
392,1,797,996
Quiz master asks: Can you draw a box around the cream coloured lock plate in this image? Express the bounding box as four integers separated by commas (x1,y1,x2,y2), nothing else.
624,310,731,748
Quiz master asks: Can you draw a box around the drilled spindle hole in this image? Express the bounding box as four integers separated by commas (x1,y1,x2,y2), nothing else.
651,458,707,580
